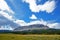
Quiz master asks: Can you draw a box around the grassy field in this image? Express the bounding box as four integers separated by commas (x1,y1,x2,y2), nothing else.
0,34,60,40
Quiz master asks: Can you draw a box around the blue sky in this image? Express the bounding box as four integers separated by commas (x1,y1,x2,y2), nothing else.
5,0,60,22
0,0,60,30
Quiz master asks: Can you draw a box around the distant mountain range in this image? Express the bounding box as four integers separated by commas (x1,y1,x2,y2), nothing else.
0,23,59,34
14,24,49,31
0,16,49,31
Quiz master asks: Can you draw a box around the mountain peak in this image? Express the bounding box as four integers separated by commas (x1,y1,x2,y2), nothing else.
14,24,49,31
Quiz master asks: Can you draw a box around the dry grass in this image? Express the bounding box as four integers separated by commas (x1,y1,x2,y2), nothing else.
0,34,60,40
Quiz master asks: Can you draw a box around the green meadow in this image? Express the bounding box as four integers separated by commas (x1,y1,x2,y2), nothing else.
0,34,60,40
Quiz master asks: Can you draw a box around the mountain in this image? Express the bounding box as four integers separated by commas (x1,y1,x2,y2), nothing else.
14,24,49,31
0,30,12,33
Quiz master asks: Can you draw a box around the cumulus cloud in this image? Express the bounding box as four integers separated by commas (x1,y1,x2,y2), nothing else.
0,0,14,14
27,19,60,29
14,19,60,29
0,0,15,21
0,0,59,30
30,14,37,19
0,25,13,30
14,19,27,26
0,0,16,30
47,23,60,29
0,0,26,29
0,11,14,21
23,0,56,13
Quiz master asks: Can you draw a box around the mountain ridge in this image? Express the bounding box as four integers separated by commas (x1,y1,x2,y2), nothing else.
14,24,49,31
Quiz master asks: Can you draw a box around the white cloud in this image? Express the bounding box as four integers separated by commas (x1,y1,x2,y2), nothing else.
47,23,60,29
30,14,37,19
23,0,56,13
14,19,60,29
27,19,47,26
28,20,60,29
0,0,14,14
0,0,59,29
0,0,15,21
0,0,15,30
14,19,27,26
0,11,14,21
0,25,13,30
